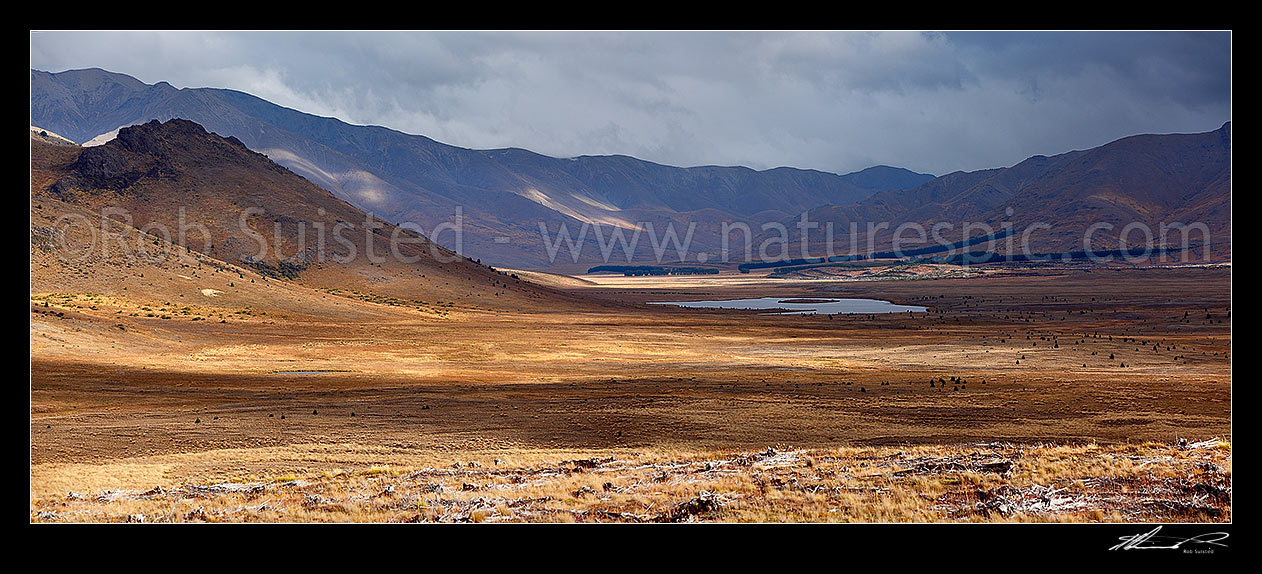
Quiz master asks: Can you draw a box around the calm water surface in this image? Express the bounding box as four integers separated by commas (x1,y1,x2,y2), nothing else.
648,296,927,315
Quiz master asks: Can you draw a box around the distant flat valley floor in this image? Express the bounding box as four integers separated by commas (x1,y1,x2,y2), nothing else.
30,266,1231,522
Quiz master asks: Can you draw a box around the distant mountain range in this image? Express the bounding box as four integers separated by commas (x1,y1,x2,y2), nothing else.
31,67,1228,269
760,122,1231,261
31,68,933,269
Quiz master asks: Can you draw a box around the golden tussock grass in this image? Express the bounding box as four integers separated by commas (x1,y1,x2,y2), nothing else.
31,440,1229,523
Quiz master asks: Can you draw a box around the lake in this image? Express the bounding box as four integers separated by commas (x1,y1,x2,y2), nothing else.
648,296,927,315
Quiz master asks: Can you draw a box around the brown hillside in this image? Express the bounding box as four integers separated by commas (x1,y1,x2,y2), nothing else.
30,119,594,311
759,124,1231,261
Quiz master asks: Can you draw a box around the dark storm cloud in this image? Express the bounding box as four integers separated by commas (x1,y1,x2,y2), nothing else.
948,31,1230,109
29,31,1230,175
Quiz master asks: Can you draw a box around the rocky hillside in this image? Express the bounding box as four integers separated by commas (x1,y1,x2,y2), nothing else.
31,119,588,309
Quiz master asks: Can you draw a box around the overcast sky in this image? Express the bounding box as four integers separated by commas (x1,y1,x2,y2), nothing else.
30,30,1231,176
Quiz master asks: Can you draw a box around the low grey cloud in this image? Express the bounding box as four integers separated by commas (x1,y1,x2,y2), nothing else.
29,30,1230,176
